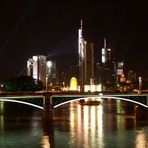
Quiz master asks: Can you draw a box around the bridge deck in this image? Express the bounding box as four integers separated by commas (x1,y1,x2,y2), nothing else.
0,92,148,109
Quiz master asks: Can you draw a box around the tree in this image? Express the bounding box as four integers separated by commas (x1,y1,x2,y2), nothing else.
3,76,43,91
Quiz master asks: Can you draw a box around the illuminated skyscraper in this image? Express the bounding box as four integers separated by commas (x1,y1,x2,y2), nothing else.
27,55,47,86
46,60,57,84
78,20,86,87
98,39,117,85
101,38,111,64
116,61,124,83
78,20,94,88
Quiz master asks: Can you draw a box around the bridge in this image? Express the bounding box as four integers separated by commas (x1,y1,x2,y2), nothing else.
0,92,148,120
50,94,148,108
0,92,148,109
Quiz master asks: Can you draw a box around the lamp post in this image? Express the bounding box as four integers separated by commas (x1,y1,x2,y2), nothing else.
138,76,142,94
46,75,48,92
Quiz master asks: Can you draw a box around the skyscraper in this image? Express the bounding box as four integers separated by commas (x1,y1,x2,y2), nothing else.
27,55,47,86
99,39,116,86
78,20,86,87
101,38,112,64
78,20,94,88
85,42,94,84
46,60,57,84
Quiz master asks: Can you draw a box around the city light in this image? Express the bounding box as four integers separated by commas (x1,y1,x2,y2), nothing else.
69,77,78,91
47,61,52,68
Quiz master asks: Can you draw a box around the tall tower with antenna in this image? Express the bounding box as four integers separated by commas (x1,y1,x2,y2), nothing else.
78,20,94,90
78,20,85,66
78,20,86,90
101,38,111,64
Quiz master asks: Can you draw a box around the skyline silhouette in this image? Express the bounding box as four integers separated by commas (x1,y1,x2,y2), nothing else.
0,1,147,81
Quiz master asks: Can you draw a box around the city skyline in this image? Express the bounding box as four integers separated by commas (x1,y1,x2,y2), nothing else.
0,1,147,82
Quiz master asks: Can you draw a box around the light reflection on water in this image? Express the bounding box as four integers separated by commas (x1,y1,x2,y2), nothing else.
135,129,148,148
54,100,148,148
0,100,148,148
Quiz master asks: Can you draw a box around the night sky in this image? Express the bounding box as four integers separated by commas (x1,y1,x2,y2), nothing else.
0,0,147,82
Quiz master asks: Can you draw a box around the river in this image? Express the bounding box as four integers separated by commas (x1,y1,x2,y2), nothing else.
0,99,148,148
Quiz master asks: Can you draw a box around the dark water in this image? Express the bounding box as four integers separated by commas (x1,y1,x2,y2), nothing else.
0,99,148,148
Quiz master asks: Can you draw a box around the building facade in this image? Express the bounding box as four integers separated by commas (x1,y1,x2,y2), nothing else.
27,55,47,86
96,39,117,87
46,60,57,84
101,38,112,64
78,20,94,88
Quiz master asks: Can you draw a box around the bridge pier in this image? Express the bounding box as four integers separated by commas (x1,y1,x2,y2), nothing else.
42,92,54,122
135,106,148,121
